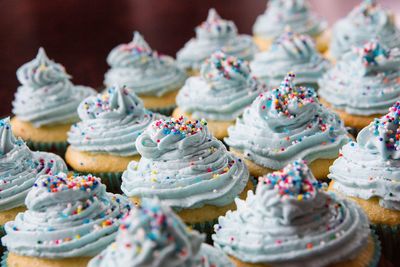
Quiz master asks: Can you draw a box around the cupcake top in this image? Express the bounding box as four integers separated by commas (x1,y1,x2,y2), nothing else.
88,198,234,267
104,32,186,97
176,51,265,121
319,39,400,116
252,0,327,39
68,86,162,156
121,117,249,210
330,102,400,211
0,117,67,212
330,0,400,59
250,30,330,87
225,73,349,170
213,160,370,266
2,172,132,258
176,8,257,71
12,48,96,127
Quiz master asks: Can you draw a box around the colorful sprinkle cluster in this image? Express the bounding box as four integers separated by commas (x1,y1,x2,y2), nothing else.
204,51,249,80
34,173,100,193
371,101,400,152
119,32,156,59
354,40,389,67
263,73,317,117
153,117,207,139
199,8,234,34
259,160,322,201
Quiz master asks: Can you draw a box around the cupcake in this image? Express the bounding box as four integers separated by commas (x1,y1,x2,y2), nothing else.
104,32,186,115
10,48,96,155
173,51,265,139
213,160,381,267
176,8,258,76
252,0,328,52
250,30,330,89
319,40,400,131
0,117,67,234
66,86,161,193
329,0,400,62
121,117,252,236
328,102,400,265
226,73,349,179
1,172,131,267
88,198,234,267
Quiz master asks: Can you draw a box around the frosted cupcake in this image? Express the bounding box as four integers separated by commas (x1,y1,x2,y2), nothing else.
252,0,328,52
66,86,161,193
0,117,67,234
328,102,400,265
104,32,187,115
329,0,400,62
319,40,400,131
250,30,330,89
121,117,252,235
226,73,349,179
177,8,258,76
213,160,381,267
173,51,265,139
11,48,96,155
1,172,131,267
88,198,234,267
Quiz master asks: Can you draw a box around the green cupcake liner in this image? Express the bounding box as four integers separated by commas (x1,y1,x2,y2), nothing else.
26,140,68,158
371,223,400,266
370,229,382,267
148,105,176,116
0,225,4,259
1,252,6,267
74,171,123,194
187,218,218,244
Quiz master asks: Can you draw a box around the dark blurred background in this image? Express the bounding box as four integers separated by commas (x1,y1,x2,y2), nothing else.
1,0,399,116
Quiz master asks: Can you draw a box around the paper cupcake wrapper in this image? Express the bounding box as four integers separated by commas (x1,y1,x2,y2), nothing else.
371,223,400,266
187,218,218,244
26,140,68,158
1,251,7,267
370,229,382,267
148,105,176,116
0,225,4,258
75,171,122,194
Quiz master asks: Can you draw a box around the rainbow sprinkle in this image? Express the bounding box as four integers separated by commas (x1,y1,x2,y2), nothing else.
153,117,207,138
34,173,100,193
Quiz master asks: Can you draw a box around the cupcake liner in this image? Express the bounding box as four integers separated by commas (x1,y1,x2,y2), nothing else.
26,140,68,158
371,224,400,266
370,229,382,267
75,171,123,194
0,225,4,258
187,218,218,244
148,105,176,116
1,252,6,267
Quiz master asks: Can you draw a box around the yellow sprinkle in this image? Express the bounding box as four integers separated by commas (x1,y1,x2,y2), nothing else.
75,235,80,239
297,194,303,201
151,177,157,183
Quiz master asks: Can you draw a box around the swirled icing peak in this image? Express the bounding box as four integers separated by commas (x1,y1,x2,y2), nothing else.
250,30,329,86
88,198,234,267
225,73,348,170
318,39,400,116
68,86,160,156
12,48,96,127
212,160,371,266
252,0,327,39
330,0,400,59
121,116,249,209
196,8,237,40
2,173,132,258
0,117,68,212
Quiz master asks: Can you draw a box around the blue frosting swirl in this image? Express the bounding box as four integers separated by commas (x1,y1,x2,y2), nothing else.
2,173,132,258
104,32,187,97
253,0,327,39
329,102,400,211
251,31,330,87
225,73,349,170
177,8,258,71
319,40,400,116
0,117,67,212
88,198,234,267
12,48,96,127
121,117,249,210
213,160,370,266
68,86,162,156
176,51,265,121
330,0,400,59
